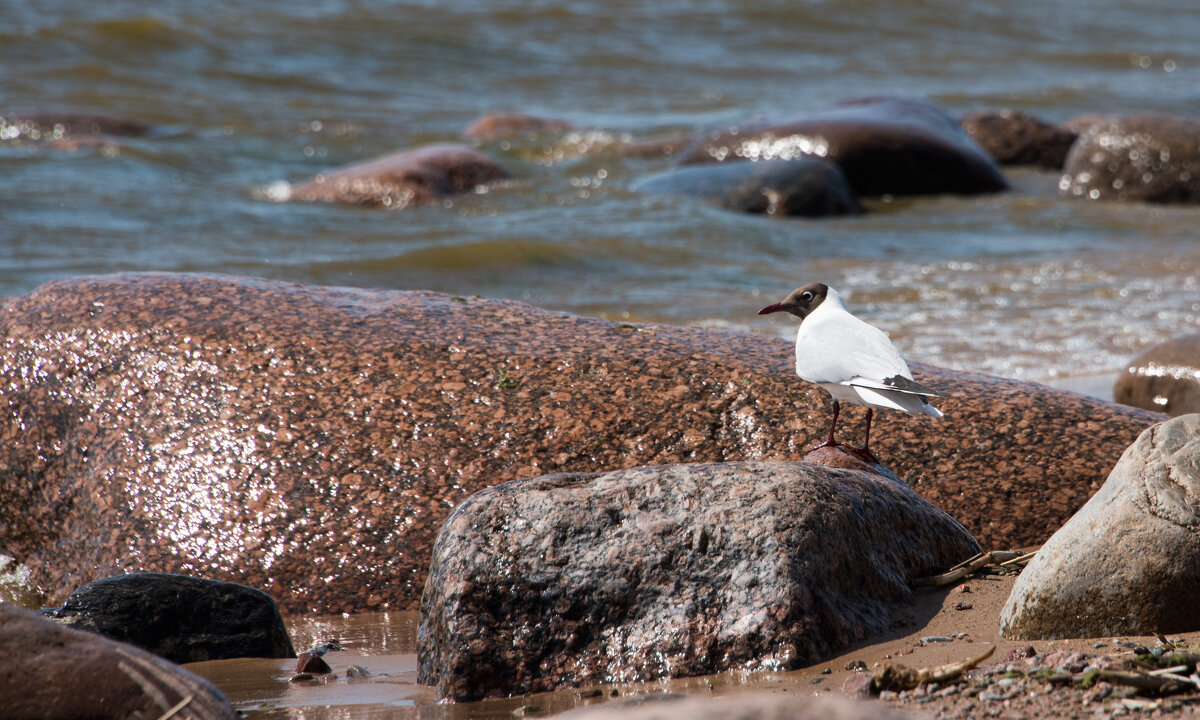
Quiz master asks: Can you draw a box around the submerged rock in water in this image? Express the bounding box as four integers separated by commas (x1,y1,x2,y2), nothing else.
960,109,1078,170
288,143,510,208
677,97,1008,197
0,602,236,720
42,573,295,663
417,461,979,701
1061,115,1200,203
0,112,152,141
463,112,577,140
0,273,1162,614
634,157,862,217
1000,414,1200,639
1113,334,1200,417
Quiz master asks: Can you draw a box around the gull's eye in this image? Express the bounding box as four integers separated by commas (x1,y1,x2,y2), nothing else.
800,291,813,302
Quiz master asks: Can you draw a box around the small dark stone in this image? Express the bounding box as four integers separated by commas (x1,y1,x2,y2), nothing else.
845,659,867,671
954,602,973,611
297,651,333,674
290,673,314,682
960,109,1077,170
346,664,370,678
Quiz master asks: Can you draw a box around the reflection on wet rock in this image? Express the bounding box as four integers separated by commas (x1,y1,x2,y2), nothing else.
0,273,1162,614
1061,115,1200,203
634,157,862,217
417,461,979,701
288,143,510,208
1113,334,1200,416
0,112,151,142
960,109,1078,170
41,572,295,663
677,97,1008,197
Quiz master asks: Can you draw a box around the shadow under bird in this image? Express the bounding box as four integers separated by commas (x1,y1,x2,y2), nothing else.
758,282,947,461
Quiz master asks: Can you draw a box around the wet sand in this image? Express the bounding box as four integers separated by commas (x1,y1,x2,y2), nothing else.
188,573,1200,719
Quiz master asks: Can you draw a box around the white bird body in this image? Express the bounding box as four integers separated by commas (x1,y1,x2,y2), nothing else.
758,282,946,458
793,287,943,419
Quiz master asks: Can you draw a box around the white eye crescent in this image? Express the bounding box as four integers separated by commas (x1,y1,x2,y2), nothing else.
800,291,813,302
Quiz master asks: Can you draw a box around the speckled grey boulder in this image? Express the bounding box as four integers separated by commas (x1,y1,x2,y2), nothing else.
1114,335,1200,417
417,461,979,701
1061,116,1200,203
1000,414,1200,639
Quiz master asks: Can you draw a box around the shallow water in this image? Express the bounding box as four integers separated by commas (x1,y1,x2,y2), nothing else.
4,1,1200,389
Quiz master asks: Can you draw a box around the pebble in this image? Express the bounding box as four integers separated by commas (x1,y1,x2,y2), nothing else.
920,635,954,644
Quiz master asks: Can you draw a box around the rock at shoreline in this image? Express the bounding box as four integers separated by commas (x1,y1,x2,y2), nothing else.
634,157,863,217
288,143,510,208
1113,335,1200,417
1061,115,1200,203
677,97,1008,197
960,109,1078,170
555,693,919,720
418,461,979,701
1000,414,1200,639
41,573,295,663
464,113,577,140
0,602,236,720
0,273,1162,614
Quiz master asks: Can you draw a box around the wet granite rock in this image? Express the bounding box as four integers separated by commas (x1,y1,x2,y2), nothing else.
0,273,1163,614
288,143,510,208
1061,115,1200,203
1113,335,1200,417
464,113,577,140
634,157,862,217
1000,414,1200,639
555,693,918,720
417,461,979,701
0,602,236,720
677,97,1008,197
960,109,1078,170
42,572,295,663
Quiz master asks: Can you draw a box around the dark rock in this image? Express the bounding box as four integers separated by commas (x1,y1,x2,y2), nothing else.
555,693,916,720
677,97,1008,197
1000,414,1200,639
634,157,862,217
43,573,295,663
0,112,151,141
960,109,1078,169
417,461,979,700
297,651,332,674
0,273,1163,614
1113,335,1200,416
0,602,235,720
464,113,576,140
288,143,510,208
1061,115,1200,203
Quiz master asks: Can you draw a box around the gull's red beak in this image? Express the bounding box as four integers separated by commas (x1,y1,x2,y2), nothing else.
758,302,785,315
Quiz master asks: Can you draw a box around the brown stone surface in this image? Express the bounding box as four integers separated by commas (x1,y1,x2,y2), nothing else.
634,157,863,217
0,602,235,720
0,112,151,141
463,113,577,140
417,461,979,700
960,109,1078,170
1000,415,1200,639
288,143,510,208
1061,115,1200,203
1113,334,1200,417
0,273,1163,614
677,97,1008,197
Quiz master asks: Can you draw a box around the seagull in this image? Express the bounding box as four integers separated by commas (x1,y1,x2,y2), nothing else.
758,282,947,460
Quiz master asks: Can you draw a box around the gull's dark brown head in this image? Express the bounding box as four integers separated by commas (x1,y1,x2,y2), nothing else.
757,282,829,320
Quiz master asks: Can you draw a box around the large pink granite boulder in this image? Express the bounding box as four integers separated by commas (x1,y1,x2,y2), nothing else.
0,273,1162,614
